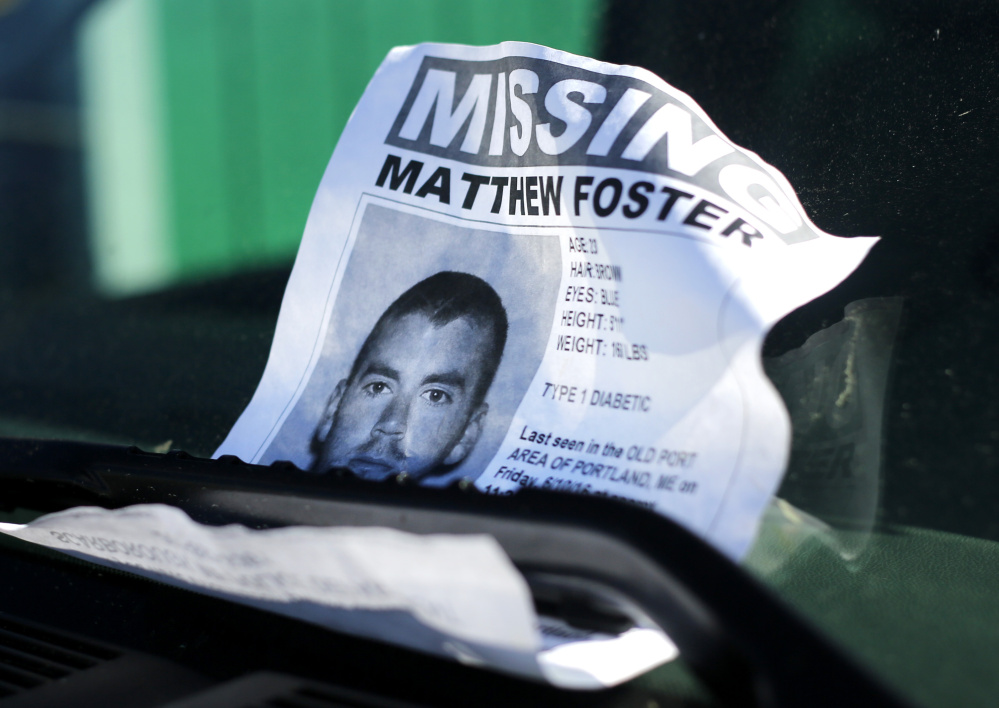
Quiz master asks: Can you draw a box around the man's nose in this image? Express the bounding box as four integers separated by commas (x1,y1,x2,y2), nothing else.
373,395,409,437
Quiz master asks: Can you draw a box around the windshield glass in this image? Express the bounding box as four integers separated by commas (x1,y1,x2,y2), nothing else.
1,1,997,706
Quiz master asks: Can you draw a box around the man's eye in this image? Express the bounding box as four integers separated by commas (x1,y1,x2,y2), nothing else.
362,381,390,396
421,388,452,405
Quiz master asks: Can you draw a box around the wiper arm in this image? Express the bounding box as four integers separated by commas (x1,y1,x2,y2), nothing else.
0,438,911,708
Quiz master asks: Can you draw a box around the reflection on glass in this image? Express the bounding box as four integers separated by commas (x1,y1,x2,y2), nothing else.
756,298,902,563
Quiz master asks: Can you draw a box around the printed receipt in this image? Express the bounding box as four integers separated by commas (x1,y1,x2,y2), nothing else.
0,504,676,687
0,504,533,649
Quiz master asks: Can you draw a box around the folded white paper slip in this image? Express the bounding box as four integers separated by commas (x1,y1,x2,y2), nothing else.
0,504,676,688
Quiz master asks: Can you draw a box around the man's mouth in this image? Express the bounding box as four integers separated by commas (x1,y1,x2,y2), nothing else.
346,456,401,480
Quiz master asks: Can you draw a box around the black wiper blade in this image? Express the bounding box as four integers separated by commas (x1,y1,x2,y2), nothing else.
0,437,911,708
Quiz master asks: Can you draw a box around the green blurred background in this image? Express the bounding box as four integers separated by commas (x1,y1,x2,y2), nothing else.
81,0,601,295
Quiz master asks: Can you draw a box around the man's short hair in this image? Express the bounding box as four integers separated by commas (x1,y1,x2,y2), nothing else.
347,271,508,406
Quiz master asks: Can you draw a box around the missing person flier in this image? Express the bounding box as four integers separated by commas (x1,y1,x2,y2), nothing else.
216,42,876,562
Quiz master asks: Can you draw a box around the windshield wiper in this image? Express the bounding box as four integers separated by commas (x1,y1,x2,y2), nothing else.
0,437,911,708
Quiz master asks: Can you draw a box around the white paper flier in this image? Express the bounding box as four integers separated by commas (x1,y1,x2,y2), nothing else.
218,41,875,560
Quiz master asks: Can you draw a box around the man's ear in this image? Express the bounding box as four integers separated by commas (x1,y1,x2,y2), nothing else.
443,402,488,467
313,379,347,447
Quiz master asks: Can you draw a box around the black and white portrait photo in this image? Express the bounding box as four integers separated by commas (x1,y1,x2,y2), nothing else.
259,202,561,485
310,270,507,481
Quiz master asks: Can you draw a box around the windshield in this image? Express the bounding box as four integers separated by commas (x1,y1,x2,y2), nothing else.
1,1,997,707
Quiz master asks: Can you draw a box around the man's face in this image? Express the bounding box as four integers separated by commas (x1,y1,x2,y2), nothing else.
314,312,493,481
